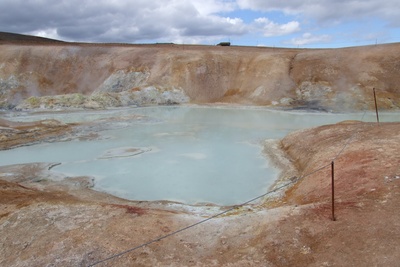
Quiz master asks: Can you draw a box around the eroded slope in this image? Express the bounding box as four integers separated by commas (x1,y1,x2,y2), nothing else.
1,42,399,111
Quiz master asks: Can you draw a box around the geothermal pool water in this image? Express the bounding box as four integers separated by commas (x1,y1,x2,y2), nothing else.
1,106,399,205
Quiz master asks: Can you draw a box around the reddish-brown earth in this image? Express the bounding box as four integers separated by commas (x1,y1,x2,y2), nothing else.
0,33,400,266
1,120,399,266
1,32,399,111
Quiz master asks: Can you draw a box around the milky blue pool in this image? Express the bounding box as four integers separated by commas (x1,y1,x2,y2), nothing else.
1,106,398,205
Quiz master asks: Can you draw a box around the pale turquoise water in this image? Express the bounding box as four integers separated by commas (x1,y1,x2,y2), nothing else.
1,106,398,205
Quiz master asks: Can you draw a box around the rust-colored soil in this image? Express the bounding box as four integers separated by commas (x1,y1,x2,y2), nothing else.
1,33,399,266
0,118,76,150
1,32,399,111
1,121,399,266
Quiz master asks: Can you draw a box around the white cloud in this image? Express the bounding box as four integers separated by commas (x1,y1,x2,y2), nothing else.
288,33,332,46
1,0,398,46
27,28,63,41
0,0,245,43
237,0,304,15
237,0,400,25
254,18,300,37
191,0,236,15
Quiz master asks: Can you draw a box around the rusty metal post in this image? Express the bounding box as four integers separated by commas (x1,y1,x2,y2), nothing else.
373,88,379,124
331,161,336,221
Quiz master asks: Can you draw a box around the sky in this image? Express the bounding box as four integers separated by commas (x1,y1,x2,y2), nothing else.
0,0,399,48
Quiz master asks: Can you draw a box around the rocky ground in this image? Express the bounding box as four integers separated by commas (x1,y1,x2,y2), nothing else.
1,116,399,266
0,118,76,150
1,33,399,111
1,33,400,266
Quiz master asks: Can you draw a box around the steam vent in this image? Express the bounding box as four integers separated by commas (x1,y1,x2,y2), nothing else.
1,32,400,266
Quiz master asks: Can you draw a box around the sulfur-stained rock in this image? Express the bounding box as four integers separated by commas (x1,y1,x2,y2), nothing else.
1,42,399,111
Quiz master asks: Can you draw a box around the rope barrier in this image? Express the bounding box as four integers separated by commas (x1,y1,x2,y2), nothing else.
87,109,369,266
299,110,368,179
87,178,299,266
331,110,367,162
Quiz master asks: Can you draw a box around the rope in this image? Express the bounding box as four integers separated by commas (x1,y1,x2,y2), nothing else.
331,110,368,162
87,109,369,266
298,110,368,179
87,178,299,266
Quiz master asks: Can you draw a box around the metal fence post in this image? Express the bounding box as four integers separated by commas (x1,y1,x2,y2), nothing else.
331,161,336,221
373,88,379,124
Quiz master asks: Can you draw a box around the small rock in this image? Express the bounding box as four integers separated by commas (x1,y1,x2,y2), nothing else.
300,246,312,254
